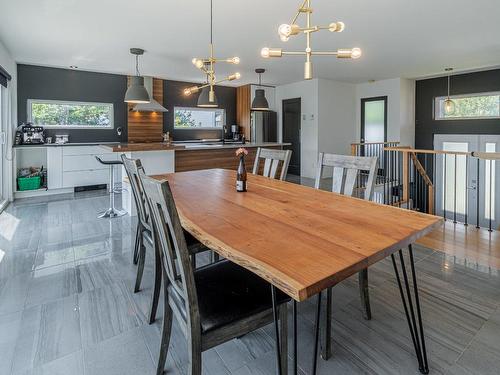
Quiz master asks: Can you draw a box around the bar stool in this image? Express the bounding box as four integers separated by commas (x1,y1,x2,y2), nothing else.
95,156,126,218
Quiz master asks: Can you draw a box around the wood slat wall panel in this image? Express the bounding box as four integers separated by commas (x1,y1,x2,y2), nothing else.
127,77,164,143
175,146,282,172
236,85,251,141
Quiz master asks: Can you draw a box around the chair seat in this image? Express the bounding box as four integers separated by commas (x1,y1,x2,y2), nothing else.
194,260,290,333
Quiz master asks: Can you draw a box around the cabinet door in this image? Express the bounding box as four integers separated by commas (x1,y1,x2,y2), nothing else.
47,147,63,189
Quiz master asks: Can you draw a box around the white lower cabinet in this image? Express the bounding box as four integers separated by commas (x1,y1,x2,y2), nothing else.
62,169,110,188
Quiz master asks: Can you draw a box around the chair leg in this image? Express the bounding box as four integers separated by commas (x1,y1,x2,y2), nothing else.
134,232,146,293
156,269,173,375
188,332,202,375
321,287,332,360
358,268,372,320
279,303,288,374
133,224,140,265
149,241,162,324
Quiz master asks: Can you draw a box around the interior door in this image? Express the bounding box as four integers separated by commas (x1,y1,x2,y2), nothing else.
434,134,500,228
282,98,301,175
360,96,387,143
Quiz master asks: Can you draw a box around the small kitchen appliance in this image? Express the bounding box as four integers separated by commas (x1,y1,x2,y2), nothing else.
20,123,45,144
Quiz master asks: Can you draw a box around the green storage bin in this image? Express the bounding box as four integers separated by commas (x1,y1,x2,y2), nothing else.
18,176,41,191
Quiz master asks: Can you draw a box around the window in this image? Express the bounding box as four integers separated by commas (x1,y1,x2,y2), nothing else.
174,107,224,129
435,92,500,120
28,99,114,128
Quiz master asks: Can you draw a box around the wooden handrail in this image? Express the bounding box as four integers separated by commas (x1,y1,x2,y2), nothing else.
409,153,433,186
472,152,500,160
384,147,470,156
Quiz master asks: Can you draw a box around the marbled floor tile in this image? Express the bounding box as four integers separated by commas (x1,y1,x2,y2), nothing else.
13,350,85,375
0,273,30,315
10,294,81,374
0,311,22,375
83,328,155,375
25,264,78,307
33,244,74,270
0,250,36,278
78,281,140,348
0,228,40,253
38,225,72,248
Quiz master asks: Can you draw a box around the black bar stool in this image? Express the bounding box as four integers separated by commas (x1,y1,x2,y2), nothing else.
95,156,126,218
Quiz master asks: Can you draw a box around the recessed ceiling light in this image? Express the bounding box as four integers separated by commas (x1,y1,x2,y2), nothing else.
69,65,78,69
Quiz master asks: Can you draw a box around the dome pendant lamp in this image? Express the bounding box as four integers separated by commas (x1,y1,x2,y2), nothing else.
251,68,270,111
124,48,150,104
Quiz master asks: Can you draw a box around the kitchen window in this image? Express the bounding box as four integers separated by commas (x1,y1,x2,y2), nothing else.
28,99,114,128
174,107,224,129
434,92,500,120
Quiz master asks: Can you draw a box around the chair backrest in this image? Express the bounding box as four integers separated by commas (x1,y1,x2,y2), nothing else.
315,153,378,200
121,155,149,228
139,172,199,330
252,148,292,181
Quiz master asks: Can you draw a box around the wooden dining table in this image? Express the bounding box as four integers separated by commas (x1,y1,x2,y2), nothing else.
153,168,443,375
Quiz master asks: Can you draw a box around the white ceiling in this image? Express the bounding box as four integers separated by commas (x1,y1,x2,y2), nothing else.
1,0,499,86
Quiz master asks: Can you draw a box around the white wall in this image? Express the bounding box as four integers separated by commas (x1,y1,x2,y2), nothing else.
355,78,415,147
318,79,356,157
275,79,319,178
0,40,17,202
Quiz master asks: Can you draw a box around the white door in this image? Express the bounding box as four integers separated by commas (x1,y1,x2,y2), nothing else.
434,134,500,229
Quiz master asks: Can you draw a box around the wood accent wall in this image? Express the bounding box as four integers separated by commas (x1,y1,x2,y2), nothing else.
127,78,164,143
236,85,251,141
175,146,282,173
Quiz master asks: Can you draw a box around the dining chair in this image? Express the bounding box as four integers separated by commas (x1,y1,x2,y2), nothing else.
139,172,290,375
315,152,378,360
252,147,292,180
121,155,209,324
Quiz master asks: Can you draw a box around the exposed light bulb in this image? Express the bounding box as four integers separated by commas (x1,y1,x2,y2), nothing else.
329,21,345,32
261,48,282,58
444,98,456,115
351,47,362,59
278,23,292,38
192,58,204,69
184,86,199,96
261,47,270,58
184,88,192,96
337,22,345,32
228,72,241,81
230,57,240,64
280,34,290,42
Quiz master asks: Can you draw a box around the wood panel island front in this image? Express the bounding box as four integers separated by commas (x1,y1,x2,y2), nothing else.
100,141,290,215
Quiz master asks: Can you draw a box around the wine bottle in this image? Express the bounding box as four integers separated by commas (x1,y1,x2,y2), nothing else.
236,156,247,192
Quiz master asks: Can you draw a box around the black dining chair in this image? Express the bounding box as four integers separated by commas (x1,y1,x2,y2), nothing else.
121,155,209,324
139,171,290,375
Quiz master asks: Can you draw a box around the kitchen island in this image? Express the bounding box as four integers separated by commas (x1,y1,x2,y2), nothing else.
100,141,290,215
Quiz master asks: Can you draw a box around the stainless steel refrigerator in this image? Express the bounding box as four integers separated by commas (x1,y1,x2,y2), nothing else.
250,111,277,143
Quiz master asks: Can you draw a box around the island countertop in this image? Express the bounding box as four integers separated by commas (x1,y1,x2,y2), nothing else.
100,142,290,153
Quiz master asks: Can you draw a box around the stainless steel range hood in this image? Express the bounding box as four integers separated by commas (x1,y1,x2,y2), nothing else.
132,77,168,112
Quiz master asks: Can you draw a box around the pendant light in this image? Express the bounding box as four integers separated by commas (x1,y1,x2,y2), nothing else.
124,48,150,104
183,0,241,107
251,69,270,111
443,68,456,115
261,0,361,80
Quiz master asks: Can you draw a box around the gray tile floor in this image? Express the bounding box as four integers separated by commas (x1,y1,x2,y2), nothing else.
1,189,500,375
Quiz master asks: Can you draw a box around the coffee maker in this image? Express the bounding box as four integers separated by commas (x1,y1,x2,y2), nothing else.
231,125,240,141
19,123,45,144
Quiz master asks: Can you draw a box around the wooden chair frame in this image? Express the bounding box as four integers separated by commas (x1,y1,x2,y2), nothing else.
253,148,292,181
315,152,378,360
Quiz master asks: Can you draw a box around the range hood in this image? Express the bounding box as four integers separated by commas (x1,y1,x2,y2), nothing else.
132,77,168,112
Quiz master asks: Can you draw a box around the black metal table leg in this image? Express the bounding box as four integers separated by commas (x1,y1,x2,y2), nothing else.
271,285,282,375
293,300,298,375
312,291,322,375
391,245,429,374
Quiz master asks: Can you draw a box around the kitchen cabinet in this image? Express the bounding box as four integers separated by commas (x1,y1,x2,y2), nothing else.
47,147,63,189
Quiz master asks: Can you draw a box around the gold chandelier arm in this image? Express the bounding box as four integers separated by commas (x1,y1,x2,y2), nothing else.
290,0,308,24
311,51,338,56
282,51,307,55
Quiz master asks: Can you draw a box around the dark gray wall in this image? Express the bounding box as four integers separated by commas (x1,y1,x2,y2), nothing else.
415,68,500,150
17,65,238,143
163,80,236,141
17,64,128,143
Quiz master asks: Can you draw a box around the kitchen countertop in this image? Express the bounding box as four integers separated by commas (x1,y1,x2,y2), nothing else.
101,142,291,152
13,142,120,148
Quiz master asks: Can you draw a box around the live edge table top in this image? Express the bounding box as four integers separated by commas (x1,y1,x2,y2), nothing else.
152,169,443,302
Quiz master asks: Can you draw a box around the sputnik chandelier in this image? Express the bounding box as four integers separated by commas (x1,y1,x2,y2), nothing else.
261,0,362,80
183,0,241,107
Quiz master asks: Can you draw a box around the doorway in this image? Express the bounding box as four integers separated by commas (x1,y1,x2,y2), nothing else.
434,134,500,229
360,96,387,143
282,98,301,175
